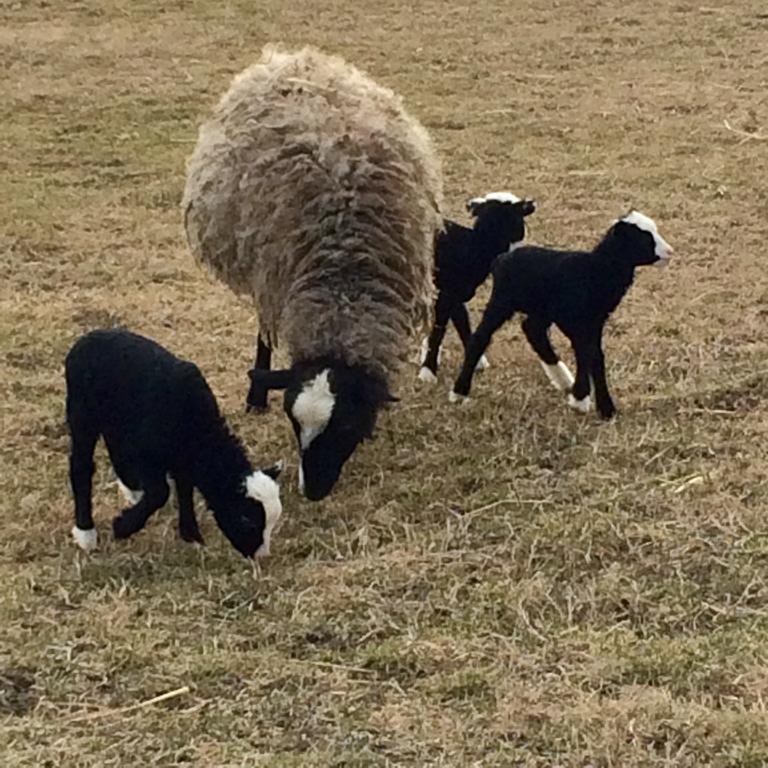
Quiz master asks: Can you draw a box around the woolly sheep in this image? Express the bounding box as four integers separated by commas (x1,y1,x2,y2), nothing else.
182,45,443,500
450,210,674,418
66,329,283,559
419,192,536,382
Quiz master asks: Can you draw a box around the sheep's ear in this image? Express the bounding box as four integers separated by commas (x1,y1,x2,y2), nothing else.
261,460,283,481
521,199,536,216
248,368,294,390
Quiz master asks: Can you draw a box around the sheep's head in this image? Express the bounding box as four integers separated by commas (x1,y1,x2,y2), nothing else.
466,192,536,247
248,361,396,501
214,462,283,558
612,210,674,268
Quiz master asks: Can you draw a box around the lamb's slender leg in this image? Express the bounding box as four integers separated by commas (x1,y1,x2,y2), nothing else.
451,303,489,372
521,316,574,392
246,333,272,412
568,334,598,413
112,474,170,540
419,293,453,383
68,410,99,551
451,296,513,399
591,332,616,419
176,474,204,544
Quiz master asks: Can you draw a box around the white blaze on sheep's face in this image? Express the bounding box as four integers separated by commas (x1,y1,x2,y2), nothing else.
469,191,522,207
621,210,674,265
292,369,335,449
245,471,282,558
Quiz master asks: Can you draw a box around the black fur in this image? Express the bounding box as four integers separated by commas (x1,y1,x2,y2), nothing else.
249,357,396,501
420,196,536,378
65,329,281,557
451,214,670,418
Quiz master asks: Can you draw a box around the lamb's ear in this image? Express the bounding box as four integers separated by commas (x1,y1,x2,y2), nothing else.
521,199,536,217
261,460,283,481
248,368,294,390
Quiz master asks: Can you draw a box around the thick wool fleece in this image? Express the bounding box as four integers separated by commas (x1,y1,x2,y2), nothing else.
183,45,443,380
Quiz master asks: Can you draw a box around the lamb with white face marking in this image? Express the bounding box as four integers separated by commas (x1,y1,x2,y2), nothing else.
450,209,673,419
419,192,536,382
65,329,283,558
183,46,441,500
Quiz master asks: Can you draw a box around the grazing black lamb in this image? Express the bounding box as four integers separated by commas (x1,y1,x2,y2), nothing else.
65,329,283,558
419,192,536,382
449,210,673,418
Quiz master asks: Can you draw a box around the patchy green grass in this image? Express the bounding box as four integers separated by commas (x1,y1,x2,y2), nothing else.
2,0,768,765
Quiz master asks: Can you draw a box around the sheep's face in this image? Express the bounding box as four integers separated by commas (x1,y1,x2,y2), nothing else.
283,362,395,501
467,192,536,248
214,464,282,558
615,211,674,268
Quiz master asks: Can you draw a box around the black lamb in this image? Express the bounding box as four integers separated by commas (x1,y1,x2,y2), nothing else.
450,210,674,418
419,192,536,382
65,329,283,558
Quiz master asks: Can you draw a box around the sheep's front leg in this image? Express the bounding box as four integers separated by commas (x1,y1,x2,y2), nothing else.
246,334,272,412
112,475,169,540
68,416,99,551
591,335,616,419
176,474,204,544
419,293,453,383
451,303,489,372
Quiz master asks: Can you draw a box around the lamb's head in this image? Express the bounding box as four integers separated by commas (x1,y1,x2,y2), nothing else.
248,361,396,501
214,462,283,558
467,192,536,248
612,210,674,268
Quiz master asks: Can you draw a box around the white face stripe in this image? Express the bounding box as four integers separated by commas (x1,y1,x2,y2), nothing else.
292,369,335,449
245,471,282,558
468,191,522,207
620,210,673,260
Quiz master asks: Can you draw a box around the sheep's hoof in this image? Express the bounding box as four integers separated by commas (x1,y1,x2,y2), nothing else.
448,389,469,405
72,526,98,552
245,401,269,414
567,393,592,414
418,366,438,384
112,513,140,540
179,525,205,545
597,401,617,420
475,355,490,372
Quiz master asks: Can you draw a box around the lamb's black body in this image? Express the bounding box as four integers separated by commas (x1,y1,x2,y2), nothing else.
451,214,672,418
420,196,535,379
65,329,276,557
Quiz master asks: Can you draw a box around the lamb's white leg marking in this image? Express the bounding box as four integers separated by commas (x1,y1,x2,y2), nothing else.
567,393,592,413
298,462,305,494
475,354,490,372
448,390,470,405
72,526,98,552
117,479,144,506
418,366,438,384
418,336,441,367
541,360,575,392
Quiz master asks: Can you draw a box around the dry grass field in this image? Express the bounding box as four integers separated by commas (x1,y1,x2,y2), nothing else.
2,0,768,765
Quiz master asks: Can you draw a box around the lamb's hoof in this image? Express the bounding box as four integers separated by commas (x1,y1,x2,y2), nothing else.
567,393,592,414
72,526,98,552
597,401,617,420
179,526,205,545
541,361,574,392
418,366,438,384
475,355,490,372
245,401,269,414
449,389,469,405
112,514,138,540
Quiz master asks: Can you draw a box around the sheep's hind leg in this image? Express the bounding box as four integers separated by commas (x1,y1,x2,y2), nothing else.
112,474,169,540
521,317,574,392
451,303,489,372
419,294,452,383
68,407,99,551
591,338,616,419
175,473,204,544
246,334,272,413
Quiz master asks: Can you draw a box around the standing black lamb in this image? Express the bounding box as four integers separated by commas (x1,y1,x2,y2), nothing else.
66,329,283,559
419,192,536,382
450,210,674,418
